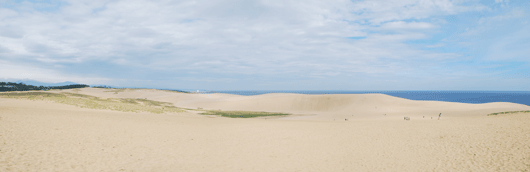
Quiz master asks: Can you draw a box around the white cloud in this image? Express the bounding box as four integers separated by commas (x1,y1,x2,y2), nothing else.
347,0,486,25
380,21,436,31
487,25,530,61
0,60,109,84
457,6,529,62
478,7,524,24
0,0,513,89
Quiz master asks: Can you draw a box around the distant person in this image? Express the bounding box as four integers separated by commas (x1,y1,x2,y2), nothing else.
438,113,442,120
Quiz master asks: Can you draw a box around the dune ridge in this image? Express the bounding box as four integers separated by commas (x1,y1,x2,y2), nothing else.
52,88,530,120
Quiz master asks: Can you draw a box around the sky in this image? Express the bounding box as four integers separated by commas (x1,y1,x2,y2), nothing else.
0,0,529,90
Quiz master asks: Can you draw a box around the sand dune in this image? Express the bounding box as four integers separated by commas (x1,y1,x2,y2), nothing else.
2,88,530,171
61,88,530,120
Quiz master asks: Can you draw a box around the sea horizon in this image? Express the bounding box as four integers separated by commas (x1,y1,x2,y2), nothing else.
190,90,530,106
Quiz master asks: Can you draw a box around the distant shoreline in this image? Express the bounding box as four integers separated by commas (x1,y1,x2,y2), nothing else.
198,90,530,106
2,83,529,106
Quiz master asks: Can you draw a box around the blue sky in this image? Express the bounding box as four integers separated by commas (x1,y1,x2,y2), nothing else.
0,0,529,90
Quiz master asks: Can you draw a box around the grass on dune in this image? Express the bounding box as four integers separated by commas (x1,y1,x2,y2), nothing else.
487,110,530,116
0,91,185,114
103,88,127,94
200,110,289,118
0,91,287,117
101,88,189,94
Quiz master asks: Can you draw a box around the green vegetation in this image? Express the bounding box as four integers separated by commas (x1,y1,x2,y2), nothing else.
93,85,189,93
0,90,288,118
92,85,114,88
487,110,530,116
200,110,289,118
0,82,89,92
0,92,185,114
102,88,190,95
159,89,189,93
103,88,127,94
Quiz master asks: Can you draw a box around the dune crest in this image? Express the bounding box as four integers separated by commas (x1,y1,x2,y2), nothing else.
53,88,530,120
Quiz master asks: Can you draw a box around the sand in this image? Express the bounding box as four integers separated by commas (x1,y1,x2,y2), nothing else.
1,88,530,171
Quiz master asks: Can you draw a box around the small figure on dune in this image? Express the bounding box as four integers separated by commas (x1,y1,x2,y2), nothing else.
438,113,442,120
404,117,410,121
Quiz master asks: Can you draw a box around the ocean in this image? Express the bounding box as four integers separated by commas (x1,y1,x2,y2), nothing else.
198,90,530,106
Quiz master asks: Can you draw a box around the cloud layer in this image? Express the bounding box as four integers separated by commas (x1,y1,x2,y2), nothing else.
0,0,529,90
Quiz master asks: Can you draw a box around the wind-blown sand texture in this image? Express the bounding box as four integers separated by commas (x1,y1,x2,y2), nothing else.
1,88,530,171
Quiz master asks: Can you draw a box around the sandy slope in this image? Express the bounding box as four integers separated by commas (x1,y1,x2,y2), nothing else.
2,88,530,171
61,88,530,120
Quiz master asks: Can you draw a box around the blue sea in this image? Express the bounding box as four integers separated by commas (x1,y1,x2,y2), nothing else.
197,90,530,106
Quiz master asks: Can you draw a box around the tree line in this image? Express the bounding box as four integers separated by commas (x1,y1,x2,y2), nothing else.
0,82,89,92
